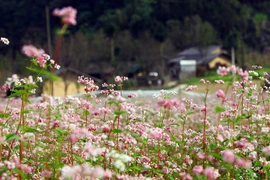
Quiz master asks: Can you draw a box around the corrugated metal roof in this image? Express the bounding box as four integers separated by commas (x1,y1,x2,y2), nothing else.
169,45,229,65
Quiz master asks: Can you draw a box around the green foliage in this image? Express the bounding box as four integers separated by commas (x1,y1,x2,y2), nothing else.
26,67,59,81
5,133,20,142
215,106,226,113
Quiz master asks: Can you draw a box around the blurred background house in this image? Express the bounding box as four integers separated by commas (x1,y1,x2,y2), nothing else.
168,45,231,81
43,67,102,96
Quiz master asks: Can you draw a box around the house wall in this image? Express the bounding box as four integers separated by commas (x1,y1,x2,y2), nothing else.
208,57,231,69
43,78,85,96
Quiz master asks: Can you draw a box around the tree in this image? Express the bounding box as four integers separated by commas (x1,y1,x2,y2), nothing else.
98,9,126,69
150,20,168,80
167,16,218,50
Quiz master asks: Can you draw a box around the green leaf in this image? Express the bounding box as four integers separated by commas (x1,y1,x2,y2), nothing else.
83,110,90,116
155,123,165,128
74,154,86,164
209,142,216,150
142,138,148,145
186,111,194,115
5,133,20,142
21,96,31,103
54,114,61,120
23,126,39,133
113,129,122,134
127,165,142,171
264,163,270,170
53,128,69,136
114,111,125,115
20,109,32,114
26,67,59,81
215,106,226,113
210,152,222,160
8,90,25,98
0,113,10,118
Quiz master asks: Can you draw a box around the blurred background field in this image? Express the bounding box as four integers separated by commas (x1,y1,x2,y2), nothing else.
1,0,270,96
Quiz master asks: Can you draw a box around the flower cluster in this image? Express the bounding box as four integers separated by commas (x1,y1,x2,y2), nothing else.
185,85,198,92
22,44,60,69
217,65,249,81
78,76,99,94
22,45,44,57
115,76,128,84
53,6,77,25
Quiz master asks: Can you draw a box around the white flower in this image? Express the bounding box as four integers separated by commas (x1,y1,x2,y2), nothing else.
30,89,36,94
118,154,132,163
37,77,43,83
20,79,26,84
1,37,9,45
24,133,35,139
42,54,50,60
61,165,81,179
114,160,125,171
28,76,34,84
55,64,61,69
262,127,269,133
14,81,21,86
4,161,15,169
0,162,4,167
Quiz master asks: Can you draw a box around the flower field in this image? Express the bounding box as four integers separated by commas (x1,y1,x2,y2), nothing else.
0,62,270,180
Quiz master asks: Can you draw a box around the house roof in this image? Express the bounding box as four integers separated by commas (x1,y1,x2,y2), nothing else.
170,45,229,65
177,45,222,56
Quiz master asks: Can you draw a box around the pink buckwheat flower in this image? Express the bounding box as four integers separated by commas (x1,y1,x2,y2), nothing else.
201,106,206,112
115,76,128,84
203,167,220,180
229,65,239,73
41,169,52,178
20,164,33,174
238,69,249,81
149,128,163,140
193,165,203,175
235,158,252,168
185,85,198,92
102,124,111,133
103,169,112,179
216,89,225,102
262,146,270,155
217,66,229,76
197,152,206,160
36,55,47,67
162,166,169,174
180,172,192,180
22,45,44,57
53,6,77,25
215,80,225,84
158,99,185,110
220,150,235,163
199,79,206,83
